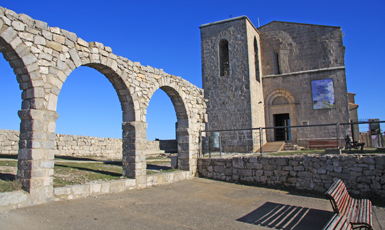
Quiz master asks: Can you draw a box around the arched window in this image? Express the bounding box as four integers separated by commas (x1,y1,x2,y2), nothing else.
254,37,260,82
219,39,229,76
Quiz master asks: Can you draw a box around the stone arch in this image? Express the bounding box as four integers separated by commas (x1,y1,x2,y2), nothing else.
51,50,138,182
265,89,297,142
146,78,191,171
0,24,61,203
0,7,207,200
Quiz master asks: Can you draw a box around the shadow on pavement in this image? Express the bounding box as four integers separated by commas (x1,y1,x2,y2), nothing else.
237,202,333,230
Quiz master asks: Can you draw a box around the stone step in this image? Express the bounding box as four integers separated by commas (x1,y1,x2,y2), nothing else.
258,141,285,152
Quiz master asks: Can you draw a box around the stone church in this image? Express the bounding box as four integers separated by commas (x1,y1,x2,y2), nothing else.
200,16,358,152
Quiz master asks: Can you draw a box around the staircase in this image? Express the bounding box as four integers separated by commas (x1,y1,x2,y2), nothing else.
283,141,299,151
259,141,285,153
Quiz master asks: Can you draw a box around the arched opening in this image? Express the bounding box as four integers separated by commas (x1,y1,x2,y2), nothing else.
254,37,260,82
145,84,190,172
0,50,22,192
219,39,229,76
145,89,177,173
265,89,297,142
54,64,130,187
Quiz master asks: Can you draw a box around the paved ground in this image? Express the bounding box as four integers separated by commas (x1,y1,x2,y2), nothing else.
0,178,384,230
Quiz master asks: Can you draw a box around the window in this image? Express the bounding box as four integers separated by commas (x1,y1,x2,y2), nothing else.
219,39,229,76
274,52,281,75
254,37,260,82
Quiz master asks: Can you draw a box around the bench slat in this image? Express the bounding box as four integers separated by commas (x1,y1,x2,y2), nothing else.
323,214,352,230
325,179,373,230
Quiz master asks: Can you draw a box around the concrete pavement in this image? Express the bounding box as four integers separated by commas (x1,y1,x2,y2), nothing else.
0,178,384,229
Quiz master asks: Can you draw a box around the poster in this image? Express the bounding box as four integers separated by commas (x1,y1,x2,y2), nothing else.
311,79,336,109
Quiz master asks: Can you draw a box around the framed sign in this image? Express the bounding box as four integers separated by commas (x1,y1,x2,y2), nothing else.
369,119,381,135
311,79,336,109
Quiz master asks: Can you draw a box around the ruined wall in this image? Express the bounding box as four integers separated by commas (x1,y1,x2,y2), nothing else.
0,129,19,154
198,155,385,199
0,129,177,158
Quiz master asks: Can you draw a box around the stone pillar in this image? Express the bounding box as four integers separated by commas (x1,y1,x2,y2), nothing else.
176,127,191,172
17,109,58,204
122,121,147,188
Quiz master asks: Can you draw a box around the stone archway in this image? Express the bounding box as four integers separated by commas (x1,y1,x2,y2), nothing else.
146,84,191,171
265,89,297,142
0,7,206,202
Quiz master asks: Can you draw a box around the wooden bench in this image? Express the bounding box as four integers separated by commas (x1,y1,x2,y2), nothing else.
309,140,338,149
323,214,352,230
345,135,365,153
325,179,373,230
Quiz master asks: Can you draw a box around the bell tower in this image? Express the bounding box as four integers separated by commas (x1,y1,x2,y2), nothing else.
200,16,265,152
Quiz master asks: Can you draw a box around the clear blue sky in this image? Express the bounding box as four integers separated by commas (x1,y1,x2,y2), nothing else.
0,0,384,139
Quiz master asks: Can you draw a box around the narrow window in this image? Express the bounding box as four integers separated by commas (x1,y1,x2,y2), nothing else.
219,39,229,76
274,52,281,75
254,37,260,82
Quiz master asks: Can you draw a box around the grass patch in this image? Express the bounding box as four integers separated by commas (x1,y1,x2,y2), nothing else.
53,161,123,187
0,179,22,193
0,160,18,167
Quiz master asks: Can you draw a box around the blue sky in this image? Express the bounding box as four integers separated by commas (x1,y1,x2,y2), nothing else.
0,0,384,139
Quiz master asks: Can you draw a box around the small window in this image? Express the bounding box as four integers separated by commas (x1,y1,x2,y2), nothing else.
274,52,281,75
254,37,260,82
219,39,229,76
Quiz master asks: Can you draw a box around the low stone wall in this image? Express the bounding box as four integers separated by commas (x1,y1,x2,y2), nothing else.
1,129,178,158
55,134,122,159
146,140,178,153
197,154,385,199
0,129,19,154
0,171,192,211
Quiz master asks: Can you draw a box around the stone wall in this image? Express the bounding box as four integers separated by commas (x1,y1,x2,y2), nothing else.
0,129,19,154
259,21,345,75
55,133,122,158
197,155,385,199
0,129,178,158
263,69,350,143
200,16,266,152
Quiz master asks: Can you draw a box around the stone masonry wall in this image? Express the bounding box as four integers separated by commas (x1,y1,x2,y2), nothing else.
259,21,345,75
0,129,19,154
0,129,179,158
55,134,122,158
198,155,385,199
201,17,259,152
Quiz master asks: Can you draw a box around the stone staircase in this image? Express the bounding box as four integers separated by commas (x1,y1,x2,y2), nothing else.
283,141,298,151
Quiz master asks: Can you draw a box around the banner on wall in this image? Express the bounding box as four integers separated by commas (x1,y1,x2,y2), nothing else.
311,79,336,109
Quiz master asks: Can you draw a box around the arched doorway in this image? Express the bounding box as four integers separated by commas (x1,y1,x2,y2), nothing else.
265,89,297,142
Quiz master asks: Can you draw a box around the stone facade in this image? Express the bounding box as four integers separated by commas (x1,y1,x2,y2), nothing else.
198,155,385,199
201,16,354,152
0,6,206,204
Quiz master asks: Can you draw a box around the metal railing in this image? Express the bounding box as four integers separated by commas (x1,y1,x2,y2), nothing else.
199,120,384,157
